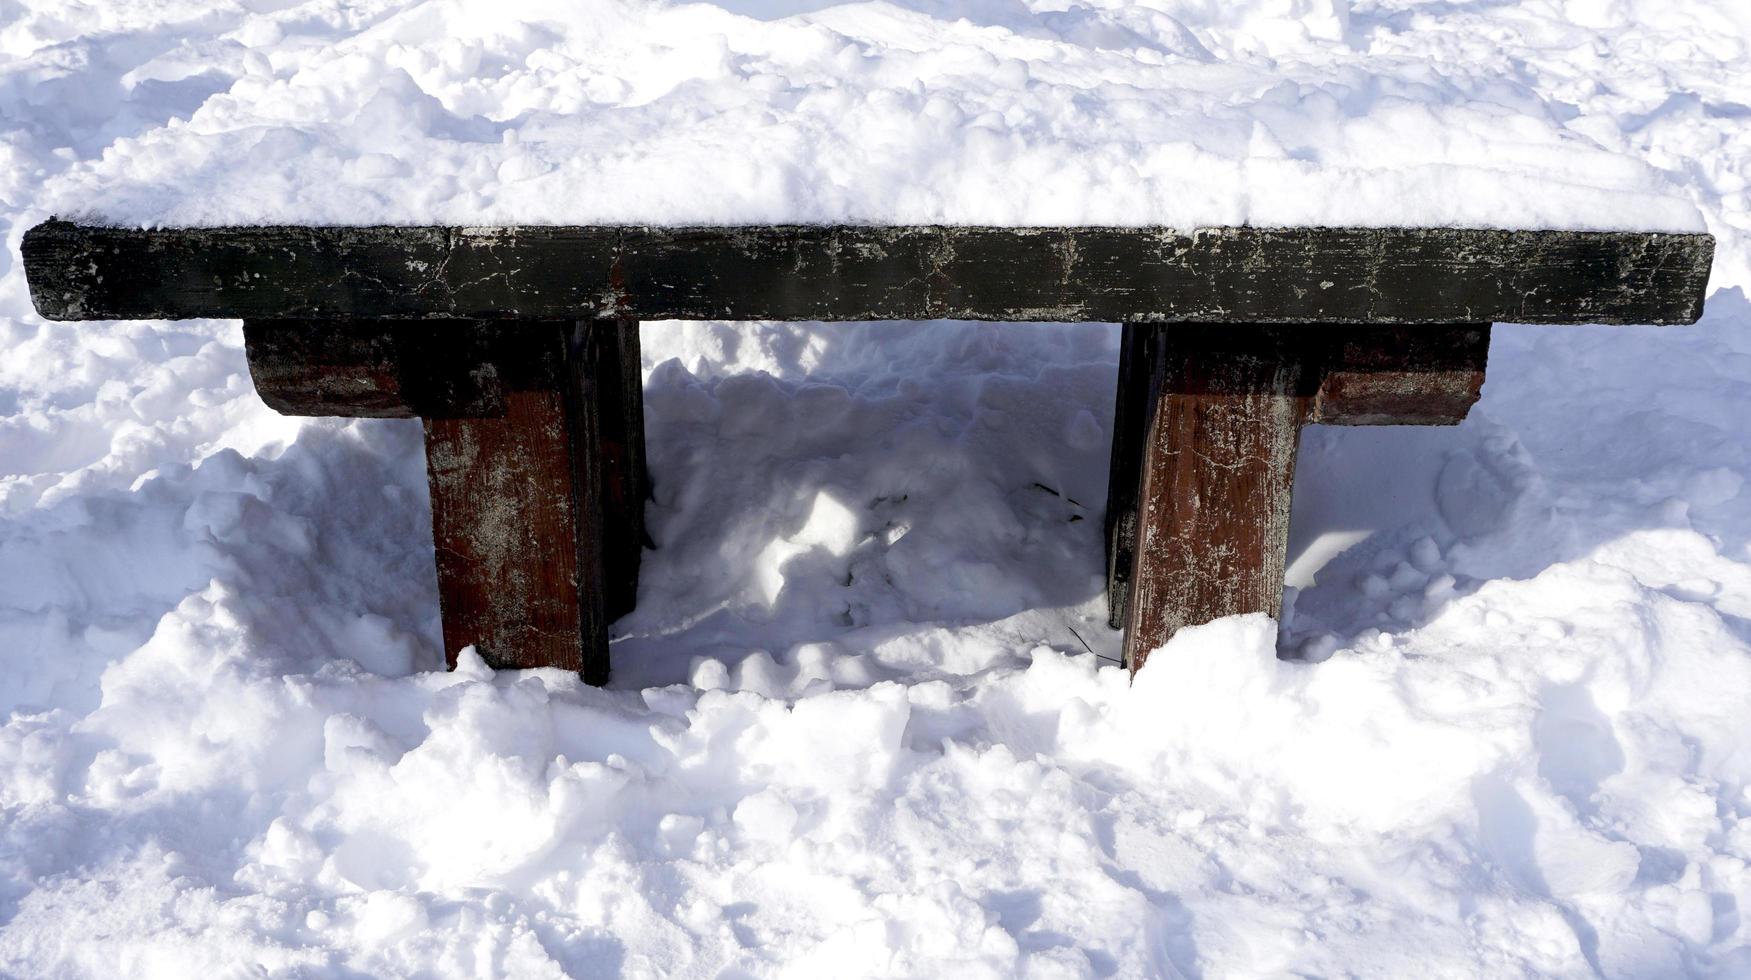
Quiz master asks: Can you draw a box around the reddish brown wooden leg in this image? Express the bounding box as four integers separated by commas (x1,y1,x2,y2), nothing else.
244,317,647,684
1106,324,1490,674
1119,325,1313,673
425,379,606,678
423,320,646,682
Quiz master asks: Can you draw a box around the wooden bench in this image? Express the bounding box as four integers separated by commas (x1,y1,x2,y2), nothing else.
22,221,1714,679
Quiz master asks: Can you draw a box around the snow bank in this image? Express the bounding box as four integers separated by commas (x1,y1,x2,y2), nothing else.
14,0,1718,232
5,0,1751,977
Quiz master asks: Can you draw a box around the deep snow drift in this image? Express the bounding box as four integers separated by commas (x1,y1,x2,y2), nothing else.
4,0,1751,977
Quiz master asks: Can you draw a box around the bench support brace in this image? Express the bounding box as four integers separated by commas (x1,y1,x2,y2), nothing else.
243,318,647,683
1105,323,1489,674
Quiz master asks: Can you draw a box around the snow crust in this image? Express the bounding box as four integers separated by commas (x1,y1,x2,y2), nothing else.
4,0,1751,976
18,0,1718,231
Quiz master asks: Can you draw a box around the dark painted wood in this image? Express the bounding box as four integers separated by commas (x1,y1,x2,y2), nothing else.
425,390,604,679
243,318,539,418
587,316,648,621
244,317,647,683
1309,324,1490,425
1110,323,1491,671
25,220,1712,325
244,322,415,418
1105,322,1153,629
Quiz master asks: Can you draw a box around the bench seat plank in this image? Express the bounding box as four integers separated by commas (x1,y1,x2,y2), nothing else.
24,221,1712,326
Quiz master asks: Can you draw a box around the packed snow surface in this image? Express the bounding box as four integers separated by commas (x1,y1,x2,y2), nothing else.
15,0,1720,231
4,0,1751,977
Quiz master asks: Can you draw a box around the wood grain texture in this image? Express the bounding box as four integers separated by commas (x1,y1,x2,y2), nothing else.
25,221,1712,325
1109,323,1491,671
425,378,607,679
420,321,605,678
243,318,538,418
243,322,415,418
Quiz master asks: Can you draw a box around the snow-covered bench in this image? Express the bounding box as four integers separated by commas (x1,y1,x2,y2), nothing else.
22,221,1714,680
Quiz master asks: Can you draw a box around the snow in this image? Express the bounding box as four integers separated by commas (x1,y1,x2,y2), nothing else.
3,0,1751,977
11,0,1722,232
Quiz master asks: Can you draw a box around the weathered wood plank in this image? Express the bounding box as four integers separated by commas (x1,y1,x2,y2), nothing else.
1309,324,1490,425
421,322,609,680
24,221,1712,325
242,316,650,426
243,318,538,418
243,321,415,418
426,388,605,679
1110,323,1490,671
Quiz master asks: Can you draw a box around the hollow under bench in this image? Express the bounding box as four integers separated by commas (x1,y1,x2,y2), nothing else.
22,222,1715,679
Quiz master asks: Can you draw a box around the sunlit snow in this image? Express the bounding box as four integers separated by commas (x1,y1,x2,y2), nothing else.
3,0,1751,976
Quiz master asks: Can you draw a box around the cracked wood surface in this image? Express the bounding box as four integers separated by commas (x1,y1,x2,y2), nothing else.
24,221,1713,325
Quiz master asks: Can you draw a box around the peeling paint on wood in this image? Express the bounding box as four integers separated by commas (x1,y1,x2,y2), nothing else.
1309,324,1490,425
242,318,532,418
426,377,607,679
1121,324,1309,674
24,221,1713,325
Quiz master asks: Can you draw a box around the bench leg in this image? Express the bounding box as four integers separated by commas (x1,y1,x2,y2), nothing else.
243,317,646,684
1104,322,1153,629
1117,324,1313,673
1106,323,1490,674
591,316,649,622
